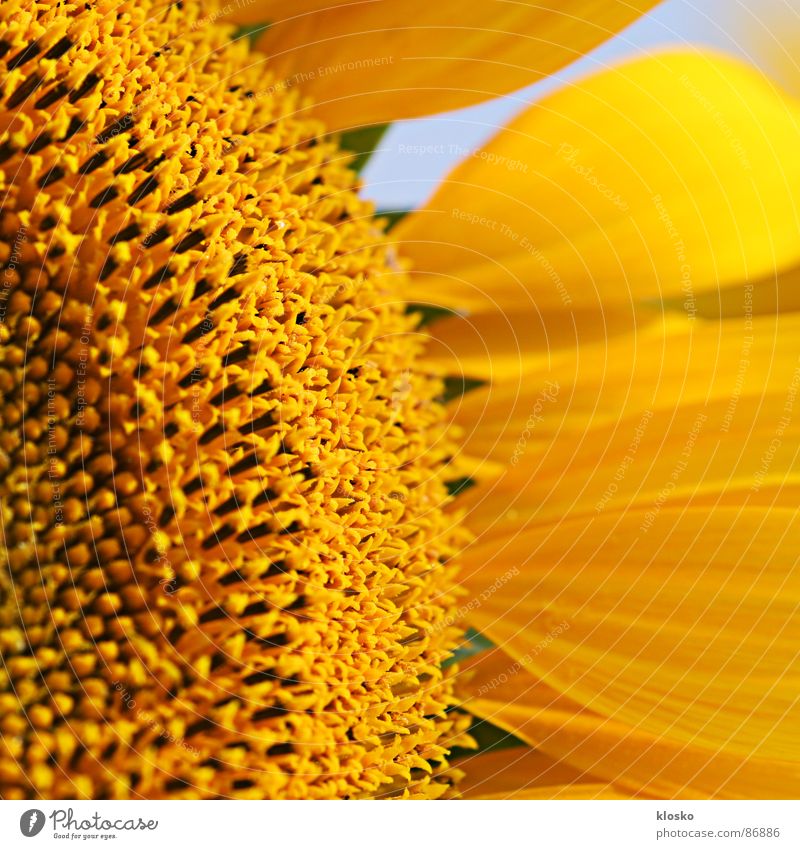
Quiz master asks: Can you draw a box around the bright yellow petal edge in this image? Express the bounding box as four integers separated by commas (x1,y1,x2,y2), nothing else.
397,50,800,316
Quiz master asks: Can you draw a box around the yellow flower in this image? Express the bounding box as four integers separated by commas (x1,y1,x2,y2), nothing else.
0,0,797,801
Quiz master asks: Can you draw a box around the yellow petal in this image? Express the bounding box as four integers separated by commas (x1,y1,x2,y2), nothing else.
452,312,800,466
457,746,633,800
225,0,336,24
462,649,800,799
396,52,800,312
458,506,800,777
236,1,658,130
422,304,655,381
687,262,800,320
455,313,800,535
463,397,800,542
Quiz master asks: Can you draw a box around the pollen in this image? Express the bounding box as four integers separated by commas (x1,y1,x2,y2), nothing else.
0,0,471,799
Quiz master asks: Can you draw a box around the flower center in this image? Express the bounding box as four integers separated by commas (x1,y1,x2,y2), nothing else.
0,0,469,799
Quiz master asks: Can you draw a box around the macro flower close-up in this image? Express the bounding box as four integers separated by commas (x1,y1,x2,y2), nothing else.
0,0,799,809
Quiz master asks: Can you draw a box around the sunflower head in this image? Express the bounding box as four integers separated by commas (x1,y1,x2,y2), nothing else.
0,0,472,799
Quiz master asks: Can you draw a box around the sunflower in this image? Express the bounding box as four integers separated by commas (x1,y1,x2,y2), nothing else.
0,0,797,801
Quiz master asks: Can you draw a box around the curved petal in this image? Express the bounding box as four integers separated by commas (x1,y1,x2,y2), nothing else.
457,506,800,785
689,262,800,320
457,745,633,799
396,52,800,313
452,313,800,534
461,649,800,799
421,304,656,380
233,1,659,130
450,312,800,467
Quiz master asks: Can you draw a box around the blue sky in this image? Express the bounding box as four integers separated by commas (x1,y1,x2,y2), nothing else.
361,0,785,210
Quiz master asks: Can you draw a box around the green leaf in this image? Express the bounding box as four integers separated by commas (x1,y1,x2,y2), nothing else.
469,718,527,755
378,209,411,231
233,22,269,47
439,375,486,404
339,124,389,174
445,628,494,668
450,715,527,761
406,303,459,327
445,476,476,498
